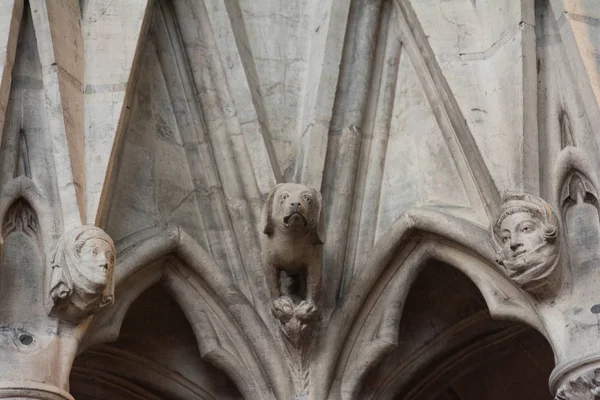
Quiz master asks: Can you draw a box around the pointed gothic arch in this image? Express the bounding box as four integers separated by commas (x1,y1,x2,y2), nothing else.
83,226,295,399
311,208,553,399
73,284,243,400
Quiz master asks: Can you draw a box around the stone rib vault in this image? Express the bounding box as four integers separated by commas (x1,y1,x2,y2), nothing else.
0,0,600,399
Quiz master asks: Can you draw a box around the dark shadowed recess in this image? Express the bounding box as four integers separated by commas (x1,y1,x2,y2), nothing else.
71,284,243,400
361,261,554,400
70,263,553,399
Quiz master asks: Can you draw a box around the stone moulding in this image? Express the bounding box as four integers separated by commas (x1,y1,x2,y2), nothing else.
2,199,38,238
553,147,600,208
0,177,51,249
0,382,75,400
550,356,600,396
555,369,600,400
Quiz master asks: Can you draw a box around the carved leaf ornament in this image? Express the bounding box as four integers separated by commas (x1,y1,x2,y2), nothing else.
556,370,600,400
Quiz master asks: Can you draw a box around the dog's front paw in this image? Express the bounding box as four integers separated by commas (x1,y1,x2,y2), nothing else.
295,300,319,322
272,295,295,324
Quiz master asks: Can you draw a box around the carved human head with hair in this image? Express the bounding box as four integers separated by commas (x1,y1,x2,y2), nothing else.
50,225,116,323
491,193,561,297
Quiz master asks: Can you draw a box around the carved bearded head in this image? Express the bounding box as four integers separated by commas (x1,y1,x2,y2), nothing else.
50,225,116,322
491,193,561,297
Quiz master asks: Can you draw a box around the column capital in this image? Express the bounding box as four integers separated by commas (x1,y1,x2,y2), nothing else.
0,382,75,400
553,365,600,400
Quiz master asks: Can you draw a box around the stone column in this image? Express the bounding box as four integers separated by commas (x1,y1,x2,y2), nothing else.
0,200,115,400
488,184,600,399
550,173,600,399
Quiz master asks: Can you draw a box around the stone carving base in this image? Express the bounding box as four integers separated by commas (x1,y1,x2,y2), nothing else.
555,371,600,399
272,295,319,398
272,295,319,347
552,359,600,400
0,382,74,400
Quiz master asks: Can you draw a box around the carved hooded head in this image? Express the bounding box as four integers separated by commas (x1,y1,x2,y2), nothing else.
491,192,561,297
261,183,325,244
50,225,116,322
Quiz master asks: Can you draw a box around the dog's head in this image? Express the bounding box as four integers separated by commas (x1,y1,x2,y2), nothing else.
261,183,325,244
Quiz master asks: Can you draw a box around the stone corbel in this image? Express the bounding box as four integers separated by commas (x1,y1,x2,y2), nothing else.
0,179,118,400
49,225,116,324
260,183,325,396
490,192,562,298
260,183,325,344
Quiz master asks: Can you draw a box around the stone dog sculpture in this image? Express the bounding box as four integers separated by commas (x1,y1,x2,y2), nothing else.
491,192,561,298
49,225,116,323
260,183,325,330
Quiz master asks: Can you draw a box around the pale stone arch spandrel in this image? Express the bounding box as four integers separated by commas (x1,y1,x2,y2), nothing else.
311,208,552,400
83,0,154,227
325,0,512,311
83,226,294,400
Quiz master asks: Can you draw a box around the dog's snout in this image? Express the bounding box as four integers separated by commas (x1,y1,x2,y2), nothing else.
289,202,302,212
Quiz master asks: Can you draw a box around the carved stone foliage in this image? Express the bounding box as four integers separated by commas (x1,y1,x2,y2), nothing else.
272,295,319,346
556,369,600,400
490,192,561,298
49,225,116,324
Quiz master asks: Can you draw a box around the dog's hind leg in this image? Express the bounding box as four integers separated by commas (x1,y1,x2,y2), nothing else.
265,264,281,300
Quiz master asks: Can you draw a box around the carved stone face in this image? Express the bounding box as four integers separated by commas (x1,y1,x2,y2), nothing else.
261,183,324,244
274,184,317,231
77,237,115,291
492,193,561,297
50,225,116,323
499,211,546,269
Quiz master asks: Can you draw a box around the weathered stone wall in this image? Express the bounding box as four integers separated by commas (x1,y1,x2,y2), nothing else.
0,0,600,399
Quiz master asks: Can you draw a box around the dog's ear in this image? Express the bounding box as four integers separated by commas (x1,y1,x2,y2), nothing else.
313,188,325,244
261,184,281,235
